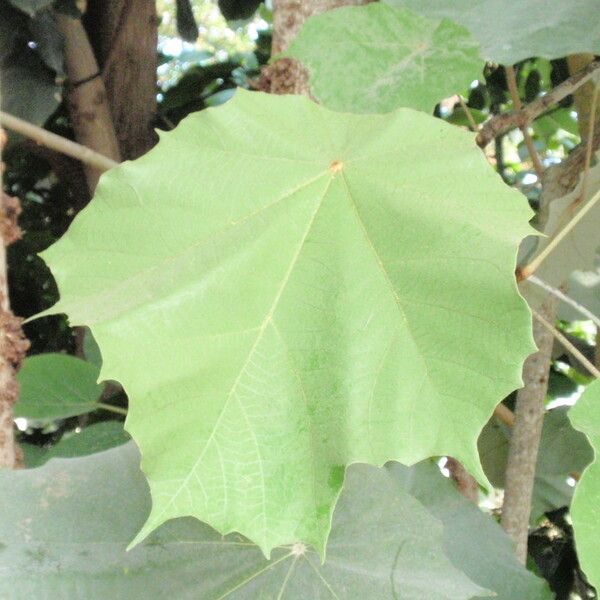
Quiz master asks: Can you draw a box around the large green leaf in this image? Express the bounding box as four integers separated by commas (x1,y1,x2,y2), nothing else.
478,407,593,522
16,353,104,420
0,443,489,599
389,461,552,600
569,380,600,590
286,3,482,113
39,89,535,556
385,0,600,65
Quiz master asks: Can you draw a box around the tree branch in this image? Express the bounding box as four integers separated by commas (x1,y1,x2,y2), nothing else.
528,274,600,328
501,298,556,564
55,12,121,190
0,110,119,173
519,182,600,280
504,65,544,177
0,119,29,468
532,308,600,378
477,60,600,148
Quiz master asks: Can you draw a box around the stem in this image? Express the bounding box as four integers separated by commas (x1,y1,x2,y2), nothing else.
445,457,479,502
501,299,556,564
477,60,600,148
458,95,479,132
0,110,119,172
519,184,600,280
532,308,600,378
580,76,599,205
527,275,600,328
505,66,544,178
96,402,128,416
494,403,516,427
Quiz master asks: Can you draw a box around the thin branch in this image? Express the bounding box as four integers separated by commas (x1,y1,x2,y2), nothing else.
0,110,119,173
505,66,544,178
532,308,600,378
458,95,479,132
96,402,128,416
580,75,600,205
494,403,516,427
519,184,600,280
477,60,600,148
528,275,600,328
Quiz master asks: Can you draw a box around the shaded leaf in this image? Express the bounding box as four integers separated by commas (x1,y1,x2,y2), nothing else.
39,89,534,556
386,0,600,65
569,380,600,590
478,407,593,522
0,443,488,599
389,461,553,600
218,0,262,21
16,353,103,420
21,421,130,468
0,34,59,127
175,0,198,42
522,150,600,309
7,0,53,16
286,3,483,113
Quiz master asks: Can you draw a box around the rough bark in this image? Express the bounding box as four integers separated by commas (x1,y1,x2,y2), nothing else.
85,0,158,159
0,124,29,469
266,0,374,95
55,13,121,191
501,298,556,564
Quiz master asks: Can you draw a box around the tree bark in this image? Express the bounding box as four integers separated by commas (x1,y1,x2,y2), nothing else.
55,13,121,191
501,298,556,563
267,0,373,95
0,116,29,469
85,0,158,160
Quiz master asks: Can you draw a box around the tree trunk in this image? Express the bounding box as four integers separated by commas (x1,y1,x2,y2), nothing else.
0,110,29,469
55,13,122,191
501,298,556,563
267,0,373,96
85,0,158,160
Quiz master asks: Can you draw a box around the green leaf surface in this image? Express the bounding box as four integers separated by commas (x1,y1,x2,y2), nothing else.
569,380,600,590
478,407,593,522
21,421,130,468
385,0,600,65
0,443,489,599
286,3,483,113
16,353,103,420
40,89,535,556
389,461,552,600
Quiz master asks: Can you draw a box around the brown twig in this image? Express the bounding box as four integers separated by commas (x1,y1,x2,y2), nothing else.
0,110,118,173
458,95,479,132
477,60,600,148
504,65,544,177
494,403,516,428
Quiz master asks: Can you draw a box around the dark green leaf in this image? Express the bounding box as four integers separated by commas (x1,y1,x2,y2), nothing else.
16,353,103,420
